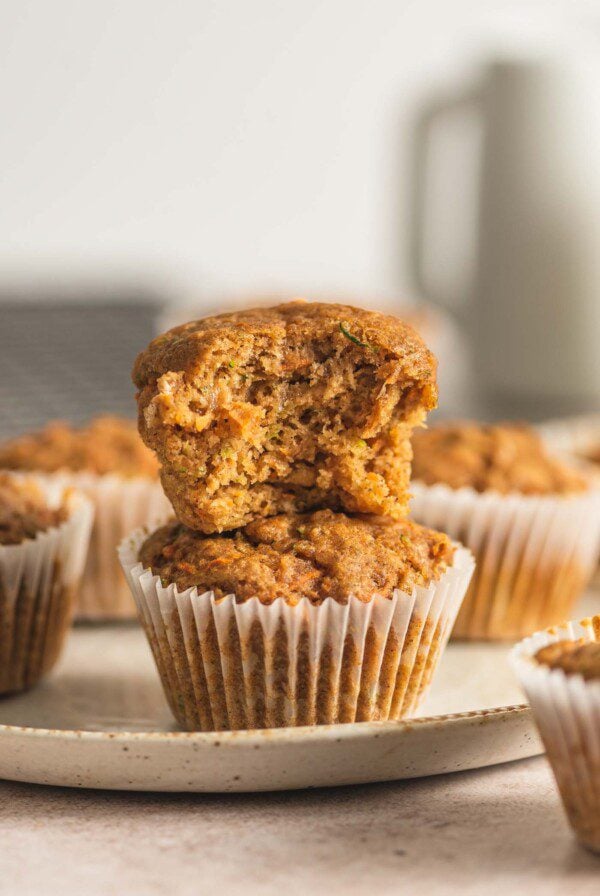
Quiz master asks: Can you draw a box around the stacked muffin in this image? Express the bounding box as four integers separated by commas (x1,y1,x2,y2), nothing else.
119,301,474,731
410,421,600,639
0,416,170,619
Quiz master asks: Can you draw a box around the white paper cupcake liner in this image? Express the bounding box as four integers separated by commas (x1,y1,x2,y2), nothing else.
0,476,93,693
410,481,600,641
48,472,171,621
511,616,600,854
118,528,474,731
538,416,600,583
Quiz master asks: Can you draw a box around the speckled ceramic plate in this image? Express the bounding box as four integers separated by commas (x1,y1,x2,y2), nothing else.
0,613,554,793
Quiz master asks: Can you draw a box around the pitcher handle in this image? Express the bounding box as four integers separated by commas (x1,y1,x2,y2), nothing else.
409,88,482,321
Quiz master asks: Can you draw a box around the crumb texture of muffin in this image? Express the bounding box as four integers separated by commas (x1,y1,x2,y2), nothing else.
412,421,587,495
0,416,159,479
535,639,600,681
138,509,454,605
133,301,437,533
0,473,66,545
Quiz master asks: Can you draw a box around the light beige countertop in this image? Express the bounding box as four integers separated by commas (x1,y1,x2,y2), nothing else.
0,755,597,895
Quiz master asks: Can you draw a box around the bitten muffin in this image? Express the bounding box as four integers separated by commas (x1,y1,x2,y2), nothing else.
120,511,473,731
0,473,92,693
410,421,599,640
133,301,437,534
512,616,600,854
0,417,169,620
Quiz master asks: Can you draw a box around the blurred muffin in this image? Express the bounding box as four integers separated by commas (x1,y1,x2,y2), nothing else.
410,421,599,640
0,417,170,620
535,638,600,680
0,416,159,478
512,616,600,854
133,301,437,534
0,472,92,692
412,421,587,495
120,509,474,731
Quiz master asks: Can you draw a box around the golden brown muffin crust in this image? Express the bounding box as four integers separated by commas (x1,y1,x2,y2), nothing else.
535,639,600,681
0,473,66,545
412,421,587,496
133,301,438,533
138,509,454,606
0,416,159,479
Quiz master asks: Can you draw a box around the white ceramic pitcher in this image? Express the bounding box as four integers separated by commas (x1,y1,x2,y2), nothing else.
412,51,600,414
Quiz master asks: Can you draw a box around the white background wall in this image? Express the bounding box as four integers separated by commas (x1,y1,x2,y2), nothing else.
0,0,596,306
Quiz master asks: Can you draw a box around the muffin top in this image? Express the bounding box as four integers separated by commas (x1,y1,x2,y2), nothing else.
535,639,600,681
0,416,159,479
0,473,67,545
133,300,438,533
138,509,455,606
412,421,587,496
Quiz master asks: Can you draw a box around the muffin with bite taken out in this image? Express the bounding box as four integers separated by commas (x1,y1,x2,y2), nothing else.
132,301,438,534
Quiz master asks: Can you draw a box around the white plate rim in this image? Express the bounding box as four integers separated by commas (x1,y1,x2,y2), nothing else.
0,702,530,744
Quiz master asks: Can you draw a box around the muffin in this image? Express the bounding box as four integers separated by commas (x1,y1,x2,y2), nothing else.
512,615,600,854
0,416,170,620
132,301,437,534
119,510,474,731
0,472,92,693
410,422,600,640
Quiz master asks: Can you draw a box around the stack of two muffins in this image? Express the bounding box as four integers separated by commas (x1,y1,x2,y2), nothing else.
119,303,474,731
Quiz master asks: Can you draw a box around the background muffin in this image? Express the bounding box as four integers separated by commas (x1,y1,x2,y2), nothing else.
0,472,92,693
412,421,587,495
120,510,473,731
133,301,437,534
0,416,159,478
0,416,170,620
512,616,600,854
410,421,600,640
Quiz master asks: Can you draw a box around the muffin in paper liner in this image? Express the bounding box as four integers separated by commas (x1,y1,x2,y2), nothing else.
410,481,600,641
511,615,600,854
0,478,93,694
118,528,474,731
48,473,171,621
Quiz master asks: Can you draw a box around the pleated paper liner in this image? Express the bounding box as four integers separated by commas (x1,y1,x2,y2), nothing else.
119,529,474,731
47,472,171,621
512,615,600,854
0,477,92,694
410,481,600,641
538,415,600,583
